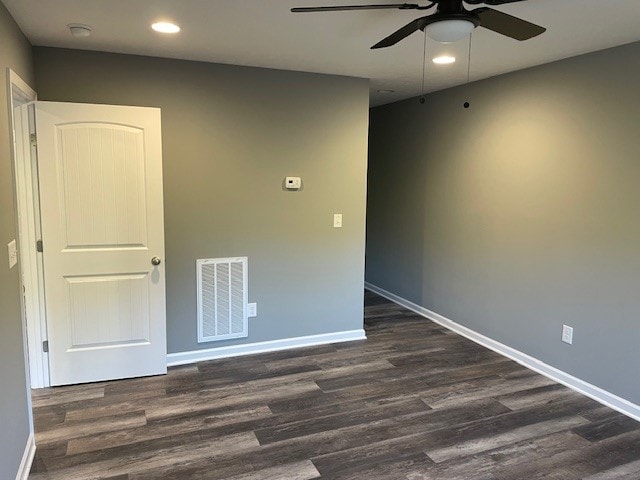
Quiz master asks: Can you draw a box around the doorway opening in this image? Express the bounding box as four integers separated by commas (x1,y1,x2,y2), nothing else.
11,94,168,388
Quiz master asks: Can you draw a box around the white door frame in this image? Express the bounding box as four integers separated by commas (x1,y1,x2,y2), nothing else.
7,68,48,389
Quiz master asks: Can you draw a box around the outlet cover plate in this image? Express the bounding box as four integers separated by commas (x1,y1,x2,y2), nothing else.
562,325,573,345
248,302,257,318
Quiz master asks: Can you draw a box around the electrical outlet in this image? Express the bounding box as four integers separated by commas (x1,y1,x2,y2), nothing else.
333,213,343,228
248,302,257,318
562,325,574,345
7,240,17,269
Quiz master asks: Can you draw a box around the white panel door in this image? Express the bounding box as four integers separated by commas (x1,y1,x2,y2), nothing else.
35,101,167,386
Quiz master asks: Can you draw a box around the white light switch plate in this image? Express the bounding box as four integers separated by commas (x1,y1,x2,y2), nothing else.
7,240,17,269
333,214,343,228
562,325,573,345
248,302,257,318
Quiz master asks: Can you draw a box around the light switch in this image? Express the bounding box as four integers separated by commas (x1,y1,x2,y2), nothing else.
248,303,257,318
333,214,343,228
7,239,17,269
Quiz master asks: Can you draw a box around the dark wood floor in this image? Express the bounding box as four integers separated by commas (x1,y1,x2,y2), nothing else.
30,291,640,479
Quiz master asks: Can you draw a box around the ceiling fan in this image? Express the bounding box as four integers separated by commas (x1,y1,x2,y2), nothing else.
291,0,546,48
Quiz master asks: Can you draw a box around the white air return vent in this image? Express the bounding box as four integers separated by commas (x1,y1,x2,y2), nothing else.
197,257,248,343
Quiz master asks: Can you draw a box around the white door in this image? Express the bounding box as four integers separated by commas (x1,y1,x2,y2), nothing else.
35,101,167,386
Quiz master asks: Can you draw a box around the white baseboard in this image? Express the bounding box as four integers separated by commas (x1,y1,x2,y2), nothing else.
365,282,640,422
167,329,367,367
15,432,35,480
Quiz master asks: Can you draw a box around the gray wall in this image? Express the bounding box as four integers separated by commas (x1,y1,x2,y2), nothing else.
367,41,640,404
34,48,369,354
0,2,34,478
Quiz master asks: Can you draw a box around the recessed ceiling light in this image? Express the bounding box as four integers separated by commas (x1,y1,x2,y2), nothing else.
152,22,181,34
377,89,395,94
433,56,456,65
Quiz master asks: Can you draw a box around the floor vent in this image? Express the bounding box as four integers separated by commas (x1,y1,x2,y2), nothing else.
197,257,248,343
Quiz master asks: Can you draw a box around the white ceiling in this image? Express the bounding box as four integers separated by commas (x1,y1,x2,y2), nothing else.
3,0,640,106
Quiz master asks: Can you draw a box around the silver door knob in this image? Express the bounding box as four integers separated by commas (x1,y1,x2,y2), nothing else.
151,257,161,266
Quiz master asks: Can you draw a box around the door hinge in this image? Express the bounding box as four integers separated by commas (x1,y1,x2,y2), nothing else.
42,340,49,353
36,239,43,252
30,133,37,147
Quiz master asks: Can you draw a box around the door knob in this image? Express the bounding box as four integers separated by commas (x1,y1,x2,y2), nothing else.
151,256,161,266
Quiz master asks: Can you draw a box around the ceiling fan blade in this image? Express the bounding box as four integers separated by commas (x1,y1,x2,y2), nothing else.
371,16,433,49
474,7,546,40
291,3,421,12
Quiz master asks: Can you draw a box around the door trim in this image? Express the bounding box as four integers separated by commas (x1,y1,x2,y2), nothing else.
7,69,48,389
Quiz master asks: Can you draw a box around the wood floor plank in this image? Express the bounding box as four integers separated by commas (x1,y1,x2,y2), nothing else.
572,413,640,442
32,407,66,432
33,432,259,480
411,431,591,480
485,429,640,480
254,397,431,445
61,388,168,422
422,372,556,409
425,415,590,463
220,460,321,480
420,359,527,387
35,410,147,446
583,459,640,479
32,386,105,408
144,379,320,421
493,382,578,410
317,452,435,480
66,405,273,455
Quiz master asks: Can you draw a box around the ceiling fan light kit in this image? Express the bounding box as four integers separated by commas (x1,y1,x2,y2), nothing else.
425,18,476,42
